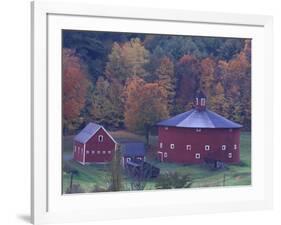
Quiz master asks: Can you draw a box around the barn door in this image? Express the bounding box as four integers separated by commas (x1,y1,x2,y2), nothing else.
157,152,163,162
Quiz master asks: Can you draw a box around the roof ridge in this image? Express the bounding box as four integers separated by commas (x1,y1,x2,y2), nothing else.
157,108,242,128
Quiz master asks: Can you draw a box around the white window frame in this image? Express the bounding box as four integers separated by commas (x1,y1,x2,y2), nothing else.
234,144,237,150
164,127,169,130
86,150,90,154
98,135,104,142
160,142,163,149
205,145,210,151
196,128,202,132
228,153,233,158
195,97,199,105
195,153,200,159
164,152,168,158
108,151,111,154
222,145,226,151
91,151,95,154
170,144,175,149
97,151,100,154
102,151,106,154
74,146,77,152
186,145,191,151
201,98,206,106
126,158,131,163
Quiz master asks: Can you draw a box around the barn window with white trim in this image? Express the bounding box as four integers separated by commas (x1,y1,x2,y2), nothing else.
160,142,163,149
201,98,206,106
164,152,168,158
98,135,103,142
170,144,175,149
195,153,200,159
222,145,226,150
234,144,237,150
196,128,201,132
205,145,210,151
186,145,191,151
228,153,233,158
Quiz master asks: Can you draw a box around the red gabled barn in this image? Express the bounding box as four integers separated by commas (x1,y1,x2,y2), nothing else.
157,91,242,164
73,123,117,164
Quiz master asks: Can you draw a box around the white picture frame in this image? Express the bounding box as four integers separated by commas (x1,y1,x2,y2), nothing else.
31,1,273,224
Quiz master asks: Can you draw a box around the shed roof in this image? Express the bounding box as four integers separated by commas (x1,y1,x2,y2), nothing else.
121,142,145,157
74,122,117,144
157,109,242,128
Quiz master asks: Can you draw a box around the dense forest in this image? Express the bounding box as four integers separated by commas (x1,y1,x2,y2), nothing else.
62,30,251,135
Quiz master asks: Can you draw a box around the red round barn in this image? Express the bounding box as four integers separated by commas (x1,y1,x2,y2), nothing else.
157,91,242,164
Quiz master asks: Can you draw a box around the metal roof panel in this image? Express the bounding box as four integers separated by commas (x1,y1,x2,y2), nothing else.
157,109,242,128
74,122,102,143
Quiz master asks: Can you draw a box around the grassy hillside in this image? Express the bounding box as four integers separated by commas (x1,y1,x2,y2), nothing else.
62,131,251,193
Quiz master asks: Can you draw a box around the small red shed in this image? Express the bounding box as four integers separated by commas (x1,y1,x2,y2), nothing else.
73,123,117,164
157,91,242,164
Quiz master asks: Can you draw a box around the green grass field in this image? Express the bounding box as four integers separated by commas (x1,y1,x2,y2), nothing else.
62,131,251,193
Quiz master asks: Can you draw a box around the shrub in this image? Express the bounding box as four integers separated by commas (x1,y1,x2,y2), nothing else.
65,184,85,194
155,172,192,189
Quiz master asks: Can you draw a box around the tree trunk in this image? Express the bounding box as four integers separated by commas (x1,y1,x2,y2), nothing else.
145,125,150,145
70,173,74,193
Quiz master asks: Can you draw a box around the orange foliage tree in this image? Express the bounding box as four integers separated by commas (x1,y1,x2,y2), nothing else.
63,48,90,133
123,76,169,144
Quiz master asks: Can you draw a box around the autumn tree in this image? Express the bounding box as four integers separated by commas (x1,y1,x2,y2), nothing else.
155,56,176,114
63,48,89,134
123,76,169,144
208,82,229,116
200,57,216,98
101,38,150,128
175,55,200,113
218,42,251,128
105,38,150,83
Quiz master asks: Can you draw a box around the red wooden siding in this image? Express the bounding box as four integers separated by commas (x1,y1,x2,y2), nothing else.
74,128,116,164
73,142,85,163
158,126,240,164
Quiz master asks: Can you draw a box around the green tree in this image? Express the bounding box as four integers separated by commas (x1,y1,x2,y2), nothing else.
91,77,124,128
105,38,150,83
